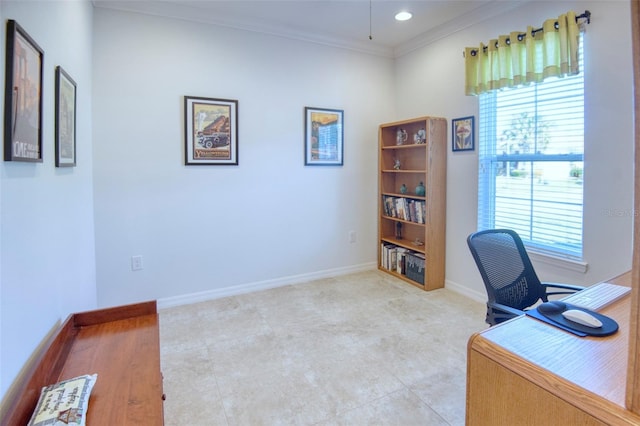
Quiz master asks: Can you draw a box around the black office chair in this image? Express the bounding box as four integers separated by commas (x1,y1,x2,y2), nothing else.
467,229,585,326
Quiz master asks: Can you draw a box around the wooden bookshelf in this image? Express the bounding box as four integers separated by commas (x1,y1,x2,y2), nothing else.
378,116,447,290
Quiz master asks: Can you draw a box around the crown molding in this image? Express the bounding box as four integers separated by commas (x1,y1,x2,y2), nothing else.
92,0,394,57
92,0,525,59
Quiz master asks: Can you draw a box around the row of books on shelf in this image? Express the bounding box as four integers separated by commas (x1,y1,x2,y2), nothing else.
382,196,426,224
380,242,425,285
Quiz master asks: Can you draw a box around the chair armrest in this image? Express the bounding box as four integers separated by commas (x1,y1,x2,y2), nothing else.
542,282,585,291
541,282,585,297
488,301,525,317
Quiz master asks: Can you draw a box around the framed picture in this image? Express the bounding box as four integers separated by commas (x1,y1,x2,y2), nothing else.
452,116,474,152
55,66,77,167
304,107,343,166
3,20,44,162
184,96,238,165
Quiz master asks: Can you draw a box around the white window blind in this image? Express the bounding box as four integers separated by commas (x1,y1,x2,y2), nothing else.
478,35,585,259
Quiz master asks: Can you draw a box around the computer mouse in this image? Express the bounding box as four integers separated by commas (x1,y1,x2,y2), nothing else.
562,309,603,328
537,300,567,314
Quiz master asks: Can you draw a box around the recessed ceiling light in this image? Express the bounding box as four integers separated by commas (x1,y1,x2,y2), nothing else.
395,11,412,21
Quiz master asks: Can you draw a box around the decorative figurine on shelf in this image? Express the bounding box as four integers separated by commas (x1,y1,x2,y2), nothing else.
396,222,403,240
394,159,401,170
413,238,424,246
415,181,426,196
396,128,408,145
400,184,407,194
414,128,426,144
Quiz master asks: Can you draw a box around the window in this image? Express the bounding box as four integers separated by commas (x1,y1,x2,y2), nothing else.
478,37,584,259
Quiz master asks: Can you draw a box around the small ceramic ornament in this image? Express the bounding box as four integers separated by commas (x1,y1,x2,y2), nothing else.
396,128,408,145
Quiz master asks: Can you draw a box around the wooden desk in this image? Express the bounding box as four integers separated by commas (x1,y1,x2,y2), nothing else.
1,301,164,425
466,272,640,425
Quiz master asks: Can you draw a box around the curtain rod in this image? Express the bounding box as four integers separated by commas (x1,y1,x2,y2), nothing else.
465,10,591,57
532,10,591,36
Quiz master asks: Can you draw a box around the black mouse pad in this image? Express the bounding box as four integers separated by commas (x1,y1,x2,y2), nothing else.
526,303,619,337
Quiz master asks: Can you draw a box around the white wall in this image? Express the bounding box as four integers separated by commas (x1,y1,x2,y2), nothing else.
395,1,634,299
0,0,96,402
92,9,395,307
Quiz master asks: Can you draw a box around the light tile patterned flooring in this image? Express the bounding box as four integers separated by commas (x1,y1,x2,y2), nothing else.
159,270,487,425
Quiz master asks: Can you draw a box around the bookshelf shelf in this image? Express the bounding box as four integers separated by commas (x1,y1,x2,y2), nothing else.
378,116,447,291
381,216,426,226
381,144,425,150
381,192,426,200
380,235,426,253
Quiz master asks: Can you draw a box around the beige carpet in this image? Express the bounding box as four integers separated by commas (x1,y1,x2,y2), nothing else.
159,270,487,425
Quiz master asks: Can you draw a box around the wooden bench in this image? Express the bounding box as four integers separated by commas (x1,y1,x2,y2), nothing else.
1,301,165,425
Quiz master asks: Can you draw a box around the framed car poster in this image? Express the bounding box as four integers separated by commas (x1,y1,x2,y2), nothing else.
184,96,238,165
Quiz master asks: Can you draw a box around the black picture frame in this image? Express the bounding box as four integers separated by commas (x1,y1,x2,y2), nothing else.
304,107,344,166
3,20,44,162
55,66,77,167
452,116,475,152
184,96,238,165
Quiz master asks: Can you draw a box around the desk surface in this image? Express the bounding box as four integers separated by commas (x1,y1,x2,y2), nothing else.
469,272,640,424
0,301,164,426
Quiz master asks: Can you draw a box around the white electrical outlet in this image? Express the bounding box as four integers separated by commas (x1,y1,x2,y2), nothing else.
131,255,143,271
348,231,357,243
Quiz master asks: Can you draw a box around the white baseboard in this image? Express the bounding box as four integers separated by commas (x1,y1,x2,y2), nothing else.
157,262,377,310
445,279,486,303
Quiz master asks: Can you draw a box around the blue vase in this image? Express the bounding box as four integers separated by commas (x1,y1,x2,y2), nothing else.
415,182,425,196
400,184,407,194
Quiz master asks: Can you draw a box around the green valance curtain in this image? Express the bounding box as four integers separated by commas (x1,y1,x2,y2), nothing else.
464,11,587,96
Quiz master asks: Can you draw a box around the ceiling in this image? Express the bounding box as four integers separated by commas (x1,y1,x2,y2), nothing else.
92,0,521,57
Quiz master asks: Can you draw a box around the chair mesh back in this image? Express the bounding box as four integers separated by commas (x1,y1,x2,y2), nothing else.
467,230,543,310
